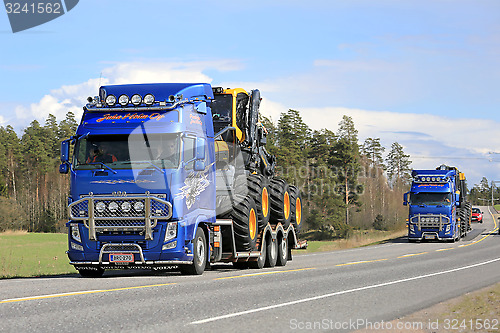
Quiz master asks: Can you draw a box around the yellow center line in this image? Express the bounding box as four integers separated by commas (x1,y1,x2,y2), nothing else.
398,252,428,258
436,248,454,252
0,283,177,304
215,267,316,280
336,259,388,267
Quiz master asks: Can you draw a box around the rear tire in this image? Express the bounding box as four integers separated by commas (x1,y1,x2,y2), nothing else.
249,236,266,269
265,235,277,268
248,174,271,228
276,234,288,267
180,227,207,275
230,195,259,251
289,185,302,233
269,178,292,228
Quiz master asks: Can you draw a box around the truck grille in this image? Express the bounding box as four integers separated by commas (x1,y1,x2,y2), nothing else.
68,193,172,240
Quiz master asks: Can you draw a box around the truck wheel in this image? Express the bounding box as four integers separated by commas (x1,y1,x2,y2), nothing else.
180,227,207,275
269,178,292,228
289,185,302,233
248,174,271,228
78,267,104,278
276,234,288,267
249,236,266,269
265,235,277,267
231,195,259,251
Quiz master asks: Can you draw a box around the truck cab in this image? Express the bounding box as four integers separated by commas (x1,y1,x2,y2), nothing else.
404,167,470,242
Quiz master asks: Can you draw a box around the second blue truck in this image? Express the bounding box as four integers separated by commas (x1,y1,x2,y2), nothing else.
404,165,472,242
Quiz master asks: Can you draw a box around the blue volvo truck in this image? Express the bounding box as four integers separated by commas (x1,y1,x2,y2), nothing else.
60,83,304,277
403,165,471,242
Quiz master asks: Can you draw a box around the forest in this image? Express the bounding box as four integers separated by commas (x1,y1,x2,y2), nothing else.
0,109,415,238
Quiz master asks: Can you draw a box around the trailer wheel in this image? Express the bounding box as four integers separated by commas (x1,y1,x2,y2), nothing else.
249,236,266,269
248,174,271,228
289,185,302,233
231,195,259,251
78,267,104,278
265,235,277,268
180,227,207,275
276,234,288,266
269,178,292,228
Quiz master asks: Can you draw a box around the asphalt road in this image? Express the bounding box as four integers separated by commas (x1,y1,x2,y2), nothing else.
1,206,499,333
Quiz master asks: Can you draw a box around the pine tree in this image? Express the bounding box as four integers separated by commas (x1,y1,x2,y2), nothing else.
386,142,412,187
330,115,362,225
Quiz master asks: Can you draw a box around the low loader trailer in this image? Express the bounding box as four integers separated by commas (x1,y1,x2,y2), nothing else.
60,83,305,277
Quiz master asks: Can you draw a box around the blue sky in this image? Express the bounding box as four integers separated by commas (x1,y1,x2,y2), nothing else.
1,0,499,185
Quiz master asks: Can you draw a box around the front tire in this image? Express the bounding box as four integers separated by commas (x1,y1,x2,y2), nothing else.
180,227,207,275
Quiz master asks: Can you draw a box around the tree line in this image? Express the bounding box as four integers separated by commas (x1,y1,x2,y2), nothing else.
261,110,413,238
0,109,417,237
0,113,77,232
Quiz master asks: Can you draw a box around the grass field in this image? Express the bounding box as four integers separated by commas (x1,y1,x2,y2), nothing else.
0,231,76,278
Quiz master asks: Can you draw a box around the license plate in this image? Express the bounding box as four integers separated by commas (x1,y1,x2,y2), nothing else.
424,234,436,240
110,253,134,262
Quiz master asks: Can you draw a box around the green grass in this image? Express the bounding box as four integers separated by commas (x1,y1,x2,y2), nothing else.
0,232,76,278
494,204,500,212
293,229,407,254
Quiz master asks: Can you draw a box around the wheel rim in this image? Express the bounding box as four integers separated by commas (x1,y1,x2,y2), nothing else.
270,239,276,259
296,197,302,225
262,187,269,218
284,191,290,220
195,236,205,266
249,208,257,240
281,238,287,259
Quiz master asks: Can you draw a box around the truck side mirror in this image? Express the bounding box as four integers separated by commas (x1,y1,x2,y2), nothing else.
196,138,205,160
59,163,69,174
194,160,206,171
61,140,70,163
403,192,409,206
59,139,71,174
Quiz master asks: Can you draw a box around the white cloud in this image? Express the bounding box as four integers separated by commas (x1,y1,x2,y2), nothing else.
11,60,243,127
281,106,500,185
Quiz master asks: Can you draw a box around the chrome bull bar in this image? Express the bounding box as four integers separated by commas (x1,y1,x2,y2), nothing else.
69,193,172,241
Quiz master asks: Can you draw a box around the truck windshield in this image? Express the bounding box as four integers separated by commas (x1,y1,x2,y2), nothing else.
411,192,452,206
74,134,181,170
211,94,232,122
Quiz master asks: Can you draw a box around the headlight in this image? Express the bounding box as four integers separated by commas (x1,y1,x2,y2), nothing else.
96,202,106,213
431,177,436,181
426,177,431,181
70,223,81,243
134,201,144,212
131,94,142,106
164,222,177,242
121,202,131,213
144,94,155,105
108,202,119,213
119,94,129,106
106,95,116,106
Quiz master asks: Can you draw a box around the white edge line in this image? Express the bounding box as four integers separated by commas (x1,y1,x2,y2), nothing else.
190,257,500,325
